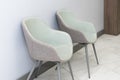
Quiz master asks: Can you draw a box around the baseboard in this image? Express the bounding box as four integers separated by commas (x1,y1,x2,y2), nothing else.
97,29,104,37
18,29,104,80
17,73,29,80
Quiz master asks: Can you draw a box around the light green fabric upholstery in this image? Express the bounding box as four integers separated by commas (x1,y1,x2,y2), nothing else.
56,9,97,43
22,17,73,62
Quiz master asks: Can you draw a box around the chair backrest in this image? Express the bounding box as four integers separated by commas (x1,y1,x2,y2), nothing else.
56,9,78,25
56,9,85,31
56,9,96,32
24,18,52,43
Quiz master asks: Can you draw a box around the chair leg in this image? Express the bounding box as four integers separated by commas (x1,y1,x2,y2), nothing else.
92,43,99,65
57,62,61,80
85,45,91,78
35,61,43,78
27,61,37,80
68,61,74,80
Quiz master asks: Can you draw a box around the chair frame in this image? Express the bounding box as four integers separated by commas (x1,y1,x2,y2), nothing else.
82,43,99,78
27,61,74,80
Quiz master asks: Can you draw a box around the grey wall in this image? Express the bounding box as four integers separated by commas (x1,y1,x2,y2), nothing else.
0,0,103,80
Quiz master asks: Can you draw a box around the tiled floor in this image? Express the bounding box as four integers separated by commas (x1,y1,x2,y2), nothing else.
34,34,120,80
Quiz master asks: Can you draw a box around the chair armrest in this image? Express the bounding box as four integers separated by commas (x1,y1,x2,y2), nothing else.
46,29,73,46
67,20,97,34
77,21,96,33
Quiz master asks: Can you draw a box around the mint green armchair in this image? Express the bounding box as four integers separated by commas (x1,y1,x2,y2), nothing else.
56,9,99,78
22,17,74,80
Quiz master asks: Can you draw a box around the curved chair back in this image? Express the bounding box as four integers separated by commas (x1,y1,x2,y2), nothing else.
22,18,61,61
56,9,97,43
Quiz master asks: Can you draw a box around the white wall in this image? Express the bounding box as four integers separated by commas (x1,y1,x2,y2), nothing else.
0,0,104,80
